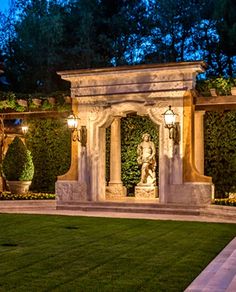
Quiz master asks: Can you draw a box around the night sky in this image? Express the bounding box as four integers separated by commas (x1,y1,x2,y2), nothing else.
0,0,9,12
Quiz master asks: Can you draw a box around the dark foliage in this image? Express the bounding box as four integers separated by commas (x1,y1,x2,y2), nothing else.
107,115,159,195
2,136,34,181
204,111,236,197
0,0,235,93
26,118,71,193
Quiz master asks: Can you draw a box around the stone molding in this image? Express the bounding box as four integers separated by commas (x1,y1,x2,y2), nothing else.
135,186,158,199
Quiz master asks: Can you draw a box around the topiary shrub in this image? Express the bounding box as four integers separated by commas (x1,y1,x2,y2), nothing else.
2,136,34,181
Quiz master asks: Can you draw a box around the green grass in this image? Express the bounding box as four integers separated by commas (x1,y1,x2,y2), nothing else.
0,214,235,292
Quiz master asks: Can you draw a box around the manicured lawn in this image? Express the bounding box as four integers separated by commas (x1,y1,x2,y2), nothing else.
0,214,235,292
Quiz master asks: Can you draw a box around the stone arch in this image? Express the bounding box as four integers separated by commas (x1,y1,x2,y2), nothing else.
97,101,164,201
56,62,213,207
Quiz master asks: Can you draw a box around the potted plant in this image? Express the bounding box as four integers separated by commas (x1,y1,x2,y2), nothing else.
209,88,217,96
32,98,42,106
2,136,34,194
231,86,236,95
47,97,56,105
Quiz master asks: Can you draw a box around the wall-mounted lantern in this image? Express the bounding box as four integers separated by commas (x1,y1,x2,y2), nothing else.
67,113,87,147
163,105,179,145
21,120,28,135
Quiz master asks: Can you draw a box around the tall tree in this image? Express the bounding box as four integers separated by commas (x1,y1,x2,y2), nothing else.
1,0,235,92
61,0,152,68
145,0,215,63
5,0,65,92
214,0,236,76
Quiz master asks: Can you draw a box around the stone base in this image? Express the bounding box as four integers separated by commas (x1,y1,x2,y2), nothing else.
56,180,88,202
106,184,127,200
167,183,213,205
135,186,158,199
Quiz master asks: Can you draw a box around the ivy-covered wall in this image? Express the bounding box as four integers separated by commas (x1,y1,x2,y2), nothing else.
204,111,236,198
26,118,71,193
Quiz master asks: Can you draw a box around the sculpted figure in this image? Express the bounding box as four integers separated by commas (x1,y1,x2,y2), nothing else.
137,133,156,186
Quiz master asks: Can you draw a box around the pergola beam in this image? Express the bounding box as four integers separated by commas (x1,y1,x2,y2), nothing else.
0,110,69,119
195,95,236,111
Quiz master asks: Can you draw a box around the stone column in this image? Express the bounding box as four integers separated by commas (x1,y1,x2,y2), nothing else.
194,111,205,174
109,117,122,185
106,117,126,199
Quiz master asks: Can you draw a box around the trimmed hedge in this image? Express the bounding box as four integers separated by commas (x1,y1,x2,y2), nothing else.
0,192,55,200
12,111,235,198
26,118,71,193
204,111,236,198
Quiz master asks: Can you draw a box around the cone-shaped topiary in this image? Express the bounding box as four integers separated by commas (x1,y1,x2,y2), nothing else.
2,136,34,181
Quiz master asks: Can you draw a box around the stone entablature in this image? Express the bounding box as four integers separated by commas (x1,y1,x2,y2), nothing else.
58,62,204,102
56,61,213,207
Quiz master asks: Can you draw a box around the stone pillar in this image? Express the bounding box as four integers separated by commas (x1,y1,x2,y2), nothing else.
194,111,205,174
106,117,126,199
109,117,122,185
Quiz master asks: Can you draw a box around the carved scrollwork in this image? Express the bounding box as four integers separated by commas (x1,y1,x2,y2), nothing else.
56,182,73,201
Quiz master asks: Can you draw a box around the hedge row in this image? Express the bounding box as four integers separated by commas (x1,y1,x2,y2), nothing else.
8,111,234,198
0,192,55,200
26,118,71,193
204,111,236,198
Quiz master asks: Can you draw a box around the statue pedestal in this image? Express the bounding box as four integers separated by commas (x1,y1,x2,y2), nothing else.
106,184,127,200
135,185,158,199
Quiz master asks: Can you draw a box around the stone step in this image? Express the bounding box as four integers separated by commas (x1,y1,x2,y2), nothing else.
57,202,200,216
185,237,236,292
61,200,202,210
1,200,235,221
0,200,56,210
57,202,236,219
200,205,236,222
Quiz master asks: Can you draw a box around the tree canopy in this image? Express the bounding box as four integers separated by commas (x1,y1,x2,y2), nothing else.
0,0,235,93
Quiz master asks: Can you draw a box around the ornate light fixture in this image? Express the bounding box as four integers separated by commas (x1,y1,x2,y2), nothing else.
163,105,179,145
67,113,87,147
21,120,28,135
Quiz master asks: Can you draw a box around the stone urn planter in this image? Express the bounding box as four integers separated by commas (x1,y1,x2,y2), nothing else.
7,181,32,194
231,87,236,95
17,99,28,107
2,137,34,194
210,88,217,96
32,98,42,106
47,97,56,105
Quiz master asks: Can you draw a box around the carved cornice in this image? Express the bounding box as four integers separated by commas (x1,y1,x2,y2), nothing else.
57,61,206,79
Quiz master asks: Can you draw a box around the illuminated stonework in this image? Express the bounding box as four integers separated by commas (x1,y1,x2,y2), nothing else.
56,62,213,207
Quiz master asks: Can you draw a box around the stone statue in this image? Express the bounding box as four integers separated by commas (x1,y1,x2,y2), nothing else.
137,133,156,186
